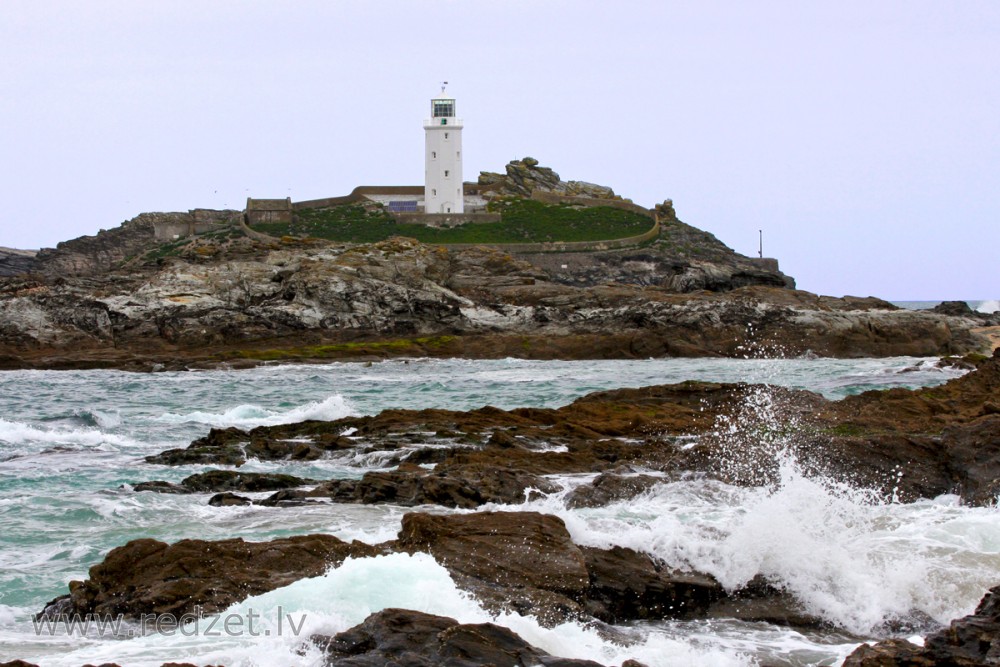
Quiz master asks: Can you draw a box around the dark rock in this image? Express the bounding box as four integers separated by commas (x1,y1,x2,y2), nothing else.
36,593,74,619
844,584,1000,666
59,534,377,619
301,465,558,508
0,247,38,277
398,512,589,599
314,608,606,667
932,300,976,317
179,470,315,493
133,480,188,494
254,489,323,507
565,473,664,508
395,511,591,624
208,492,252,506
580,545,723,623
145,423,356,467
145,426,250,466
705,576,824,629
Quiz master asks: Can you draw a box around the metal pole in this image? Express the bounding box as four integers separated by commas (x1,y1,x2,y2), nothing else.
758,229,763,258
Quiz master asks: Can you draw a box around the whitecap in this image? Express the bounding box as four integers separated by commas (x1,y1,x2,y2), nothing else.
0,418,139,449
155,394,356,429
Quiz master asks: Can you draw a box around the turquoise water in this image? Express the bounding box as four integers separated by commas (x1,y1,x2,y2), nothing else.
0,357,997,666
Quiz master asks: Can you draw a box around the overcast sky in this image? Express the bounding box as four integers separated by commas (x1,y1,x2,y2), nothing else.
1,1,997,299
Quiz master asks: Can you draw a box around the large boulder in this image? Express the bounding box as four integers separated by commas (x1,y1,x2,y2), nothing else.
40,534,377,620
313,608,606,667
398,512,589,599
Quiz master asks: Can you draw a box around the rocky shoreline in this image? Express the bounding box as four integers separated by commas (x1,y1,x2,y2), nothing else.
0,235,995,372
23,350,1000,667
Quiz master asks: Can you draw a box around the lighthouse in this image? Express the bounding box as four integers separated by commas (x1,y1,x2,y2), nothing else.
424,86,464,214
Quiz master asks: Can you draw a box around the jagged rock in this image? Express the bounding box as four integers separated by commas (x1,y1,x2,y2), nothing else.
933,300,977,317
143,351,1000,508
565,473,664,508
581,545,723,622
134,470,315,494
40,534,377,620
0,247,38,277
478,158,618,200
313,608,606,667
33,214,158,277
0,233,990,369
398,512,590,599
296,464,559,508
843,584,1000,666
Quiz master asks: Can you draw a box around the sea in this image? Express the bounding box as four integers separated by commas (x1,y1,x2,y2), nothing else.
0,312,998,666
892,299,999,313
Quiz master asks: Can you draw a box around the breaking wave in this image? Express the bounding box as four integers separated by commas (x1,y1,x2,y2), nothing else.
155,394,356,429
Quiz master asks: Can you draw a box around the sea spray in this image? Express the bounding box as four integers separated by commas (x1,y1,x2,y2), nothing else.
507,380,1000,638
977,299,999,314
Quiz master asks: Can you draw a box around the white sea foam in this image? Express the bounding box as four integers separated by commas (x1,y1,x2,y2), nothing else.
977,299,999,314
0,417,139,450
155,394,356,428
13,552,753,667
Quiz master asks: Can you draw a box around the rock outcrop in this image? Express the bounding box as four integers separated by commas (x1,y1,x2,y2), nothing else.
140,351,1000,507
32,214,159,277
0,236,991,370
313,608,607,667
0,247,37,277
478,157,619,200
39,534,378,620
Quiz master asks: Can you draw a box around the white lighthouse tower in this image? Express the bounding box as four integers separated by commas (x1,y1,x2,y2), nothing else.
424,85,464,214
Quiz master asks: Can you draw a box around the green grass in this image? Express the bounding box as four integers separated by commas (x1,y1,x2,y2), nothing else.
254,199,653,245
255,205,397,243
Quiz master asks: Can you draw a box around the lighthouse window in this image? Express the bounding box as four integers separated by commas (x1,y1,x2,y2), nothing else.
432,100,455,118
444,170,449,177
432,151,436,159
432,189,437,196
444,133,449,139
440,119,447,125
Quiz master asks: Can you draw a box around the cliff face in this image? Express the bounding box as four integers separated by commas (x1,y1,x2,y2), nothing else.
31,214,164,277
0,236,991,370
0,247,37,277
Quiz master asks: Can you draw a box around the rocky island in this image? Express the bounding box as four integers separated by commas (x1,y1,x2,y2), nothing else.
3,161,1000,667
0,159,995,371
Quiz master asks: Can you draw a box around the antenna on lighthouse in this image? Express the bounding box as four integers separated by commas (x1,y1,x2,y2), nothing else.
441,81,448,94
